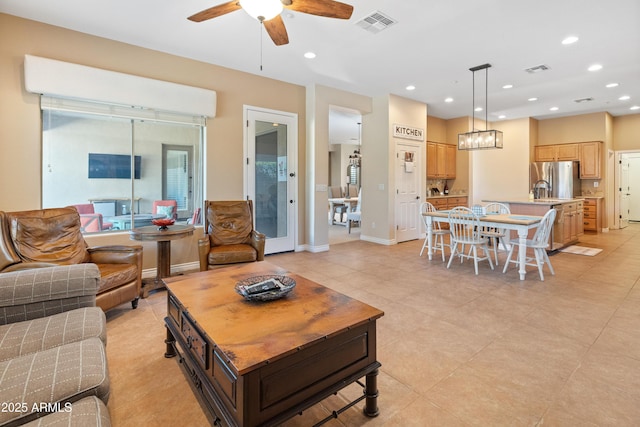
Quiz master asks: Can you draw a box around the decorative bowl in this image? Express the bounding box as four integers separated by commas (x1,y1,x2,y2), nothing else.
235,275,296,302
151,218,175,230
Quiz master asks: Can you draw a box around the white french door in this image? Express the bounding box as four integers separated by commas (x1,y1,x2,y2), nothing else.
619,154,630,228
395,141,423,243
244,107,297,254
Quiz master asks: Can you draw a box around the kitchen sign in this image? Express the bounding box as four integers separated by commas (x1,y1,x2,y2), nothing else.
393,124,425,141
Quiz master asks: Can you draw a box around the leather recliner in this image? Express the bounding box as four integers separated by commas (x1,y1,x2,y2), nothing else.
0,207,143,312
198,200,265,271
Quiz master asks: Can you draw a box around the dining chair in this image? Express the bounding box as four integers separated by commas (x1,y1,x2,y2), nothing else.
479,202,511,266
419,202,451,261
502,208,557,281
447,206,494,275
346,188,361,233
328,186,347,224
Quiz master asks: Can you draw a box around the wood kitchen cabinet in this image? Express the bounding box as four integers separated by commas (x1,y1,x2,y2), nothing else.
582,197,602,232
579,141,602,179
534,143,579,162
426,141,456,179
561,201,584,245
426,196,467,230
534,141,602,179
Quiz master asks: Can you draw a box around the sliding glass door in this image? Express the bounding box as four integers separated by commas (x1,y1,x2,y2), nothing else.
41,98,204,232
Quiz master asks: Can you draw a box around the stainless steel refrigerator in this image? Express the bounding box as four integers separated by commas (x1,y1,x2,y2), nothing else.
529,161,581,199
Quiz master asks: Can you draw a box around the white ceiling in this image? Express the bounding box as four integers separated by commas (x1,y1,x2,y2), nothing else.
2,0,639,133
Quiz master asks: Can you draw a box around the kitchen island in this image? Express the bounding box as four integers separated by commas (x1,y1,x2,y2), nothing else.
483,198,584,251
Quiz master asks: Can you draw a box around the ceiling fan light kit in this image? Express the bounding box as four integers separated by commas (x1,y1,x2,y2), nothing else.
188,0,354,46
239,0,283,22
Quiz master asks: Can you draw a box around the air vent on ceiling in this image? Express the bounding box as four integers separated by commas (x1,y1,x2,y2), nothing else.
524,64,551,73
356,11,397,34
574,97,595,103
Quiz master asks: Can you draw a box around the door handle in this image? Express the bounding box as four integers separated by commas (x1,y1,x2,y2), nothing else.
289,172,295,177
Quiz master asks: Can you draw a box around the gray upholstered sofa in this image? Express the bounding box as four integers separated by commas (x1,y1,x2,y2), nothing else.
0,264,111,426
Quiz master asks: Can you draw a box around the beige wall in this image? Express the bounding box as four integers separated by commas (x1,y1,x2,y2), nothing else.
426,116,446,143
305,85,372,250
0,13,306,270
470,118,532,205
359,94,427,243
613,114,640,151
538,112,608,145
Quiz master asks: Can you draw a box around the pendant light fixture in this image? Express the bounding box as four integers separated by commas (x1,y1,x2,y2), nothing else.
458,63,503,150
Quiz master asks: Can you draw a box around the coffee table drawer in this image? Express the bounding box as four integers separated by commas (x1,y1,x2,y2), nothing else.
181,313,208,369
212,350,237,408
168,295,181,327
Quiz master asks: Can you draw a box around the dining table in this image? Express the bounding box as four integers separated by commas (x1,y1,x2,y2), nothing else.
422,211,544,280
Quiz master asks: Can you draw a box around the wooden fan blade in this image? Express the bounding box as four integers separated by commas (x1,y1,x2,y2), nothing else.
263,15,289,46
282,0,354,19
188,1,241,22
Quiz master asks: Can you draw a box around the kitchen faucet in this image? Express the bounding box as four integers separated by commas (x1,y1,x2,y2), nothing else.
533,179,551,199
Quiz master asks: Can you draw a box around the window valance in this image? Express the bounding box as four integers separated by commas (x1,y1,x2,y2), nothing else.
24,55,216,118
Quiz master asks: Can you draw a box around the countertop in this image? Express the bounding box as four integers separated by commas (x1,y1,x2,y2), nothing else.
427,194,468,199
483,198,582,206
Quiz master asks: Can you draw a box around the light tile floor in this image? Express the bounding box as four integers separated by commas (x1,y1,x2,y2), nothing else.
106,223,640,426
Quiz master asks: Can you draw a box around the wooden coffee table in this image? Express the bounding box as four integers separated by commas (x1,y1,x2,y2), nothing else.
163,261,384,426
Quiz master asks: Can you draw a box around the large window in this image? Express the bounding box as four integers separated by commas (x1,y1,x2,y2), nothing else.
41,97,204,233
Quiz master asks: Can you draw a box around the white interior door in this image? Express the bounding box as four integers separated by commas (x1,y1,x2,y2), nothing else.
396,141,422,242
619,154,630,228
627,154,640,221
245,107,297,254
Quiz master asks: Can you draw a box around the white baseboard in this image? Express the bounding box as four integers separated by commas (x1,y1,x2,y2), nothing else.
300,243,330,253
141,261,200,279
361,234,396,245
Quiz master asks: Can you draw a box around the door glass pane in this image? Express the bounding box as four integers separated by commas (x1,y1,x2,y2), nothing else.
163,146,193,218
254,121,287,238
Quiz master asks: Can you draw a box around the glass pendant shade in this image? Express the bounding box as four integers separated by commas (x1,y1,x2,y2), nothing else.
458,130,503,150
240,0,283,21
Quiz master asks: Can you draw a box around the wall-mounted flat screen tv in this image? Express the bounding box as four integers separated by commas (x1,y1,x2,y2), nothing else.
88,153,141,179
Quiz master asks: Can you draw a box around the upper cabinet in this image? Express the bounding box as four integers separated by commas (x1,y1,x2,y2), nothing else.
534,143,579,162
579,141,602,179
534,141,602,179
426,141,456,179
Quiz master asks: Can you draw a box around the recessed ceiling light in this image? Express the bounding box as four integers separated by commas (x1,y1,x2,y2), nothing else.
502,84,513,89
562,36,579,45
630,105,640,110
474,107,483,112
405,85,416,91
498,115,506,119
550,107,559,111
619,95,631,101
588,64,603,72
528,97,538,102
444,97,454,103
606,83,619,88
303,52,316,59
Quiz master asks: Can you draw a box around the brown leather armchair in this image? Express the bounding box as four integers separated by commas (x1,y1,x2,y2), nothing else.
198,200,265,271
0,207,143,312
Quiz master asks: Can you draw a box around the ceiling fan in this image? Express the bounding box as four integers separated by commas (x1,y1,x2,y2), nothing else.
188,0,355,46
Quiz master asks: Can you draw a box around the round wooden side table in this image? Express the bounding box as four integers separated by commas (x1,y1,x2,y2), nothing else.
129,224,195,297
